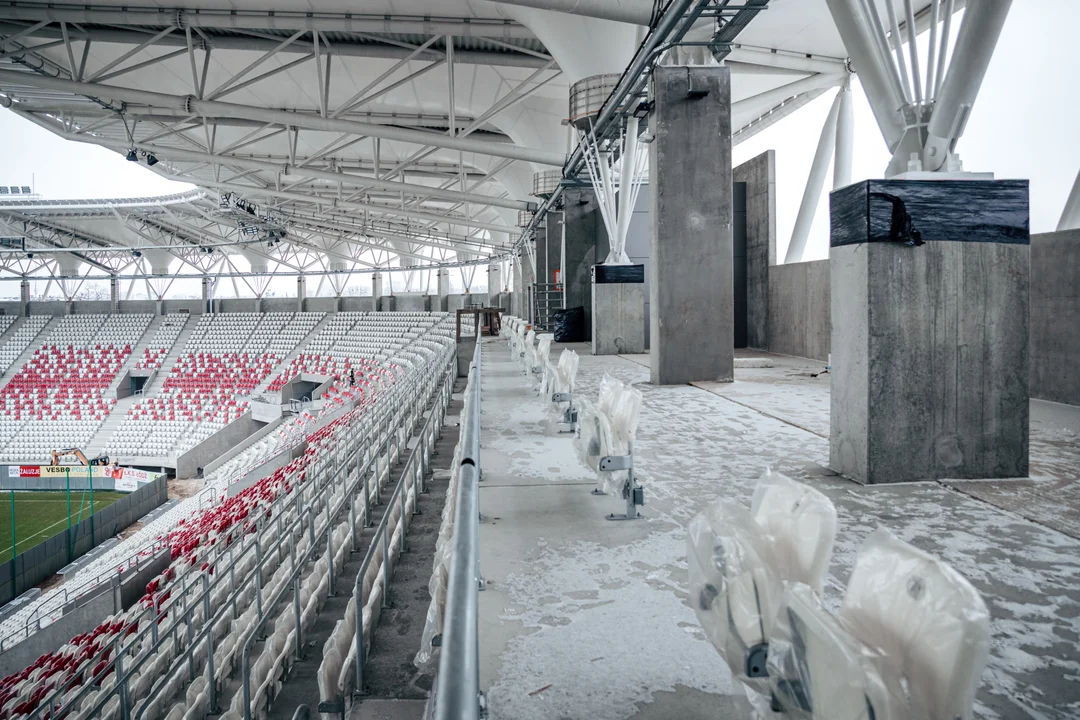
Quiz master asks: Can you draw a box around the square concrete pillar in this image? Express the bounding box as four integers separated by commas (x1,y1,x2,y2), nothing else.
522,241,536,324
19,279,29,317
296,275,306,312
487,263,501,301
511,255,523,318
110,276,119,312
592,265,646,354
649,65,733,385
830,179,1030,484
371,273,383,312
564,188,609,337
437,268,450,312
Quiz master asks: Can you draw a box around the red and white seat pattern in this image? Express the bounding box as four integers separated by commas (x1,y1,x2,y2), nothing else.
133,314,189,370
0,315,457,720
0,315,49,375
107,313,321,458
0,315,152,463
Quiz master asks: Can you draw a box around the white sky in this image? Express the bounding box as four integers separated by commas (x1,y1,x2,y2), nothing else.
0,0,1076,268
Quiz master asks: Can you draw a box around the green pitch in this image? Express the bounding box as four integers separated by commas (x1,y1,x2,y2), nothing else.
0,490,126,563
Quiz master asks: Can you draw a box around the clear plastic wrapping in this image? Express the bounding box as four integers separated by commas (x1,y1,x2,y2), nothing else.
688,500,783,691
573,397,612,476
555,349,579,395
766,583,902,720
839,528,991,720
750,470,837,594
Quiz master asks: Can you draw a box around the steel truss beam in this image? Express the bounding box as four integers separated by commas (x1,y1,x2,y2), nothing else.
0,7,535,40
0,69,566,166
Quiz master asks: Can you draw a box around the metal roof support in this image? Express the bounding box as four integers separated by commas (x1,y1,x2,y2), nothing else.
0,22,548,68
834,78,855,190
731,72,847,130
0,8,536,40
0,69,566,166
1058,168,1080,232
823,0,906,151
784,84,844,264
921,0,1012,171
479,0,655,25
732,88,830,145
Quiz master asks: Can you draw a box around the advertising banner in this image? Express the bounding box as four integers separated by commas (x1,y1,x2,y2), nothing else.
5,465,154,487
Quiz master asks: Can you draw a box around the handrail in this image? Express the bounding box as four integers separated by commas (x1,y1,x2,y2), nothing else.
23,351,451,720
241,353,454,719
350,363,452,695
435,339,482,720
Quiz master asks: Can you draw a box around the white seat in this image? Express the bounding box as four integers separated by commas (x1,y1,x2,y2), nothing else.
688,472,836,688
767,529,990,720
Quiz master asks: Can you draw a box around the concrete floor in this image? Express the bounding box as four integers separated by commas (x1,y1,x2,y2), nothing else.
476,339,1080,720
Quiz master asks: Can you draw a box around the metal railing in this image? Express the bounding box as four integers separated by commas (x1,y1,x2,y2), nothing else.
15,350,453,720
434,339,483,720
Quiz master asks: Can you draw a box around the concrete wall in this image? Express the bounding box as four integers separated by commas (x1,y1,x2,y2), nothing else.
0,583,115,677
734,151,777,350
26,301,68,316
204,417,285,476
1031,229,1080,405
175,414,260,479
767,260,831,361
395,294,429,312
0,477,168,604
447,294,488,311
117,300,159,315
262,297,298,313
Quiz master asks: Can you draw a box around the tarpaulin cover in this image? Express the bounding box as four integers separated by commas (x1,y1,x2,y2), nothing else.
553,306,585,343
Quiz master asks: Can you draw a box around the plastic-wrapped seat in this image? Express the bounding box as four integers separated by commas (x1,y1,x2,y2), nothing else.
768,529,991,720
766,583,902,720
688,473,837,690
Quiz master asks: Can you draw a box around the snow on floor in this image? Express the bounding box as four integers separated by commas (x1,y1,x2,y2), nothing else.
477,339,1080,720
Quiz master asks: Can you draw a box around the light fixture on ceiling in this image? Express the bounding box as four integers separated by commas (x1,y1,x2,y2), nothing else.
146,154,158,167
126,149,138,162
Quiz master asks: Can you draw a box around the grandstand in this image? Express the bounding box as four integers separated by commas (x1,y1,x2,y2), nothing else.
0,2,1077,720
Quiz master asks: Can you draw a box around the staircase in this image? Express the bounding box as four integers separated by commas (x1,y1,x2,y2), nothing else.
105,314,164,396
0,316,21,347
0,316,57,386
251,313,335,397
86,315,197,455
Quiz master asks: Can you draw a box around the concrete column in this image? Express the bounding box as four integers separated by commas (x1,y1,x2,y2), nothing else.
563,188,608,338
110,276,119,312
296,275,306,312
19,279,29,317
649,65,734,384
486,262,501,307
201,277,212,314
437,268,450,312
521,240,536,324
511,255,523,318
830,179,1030,484
371,272,383,312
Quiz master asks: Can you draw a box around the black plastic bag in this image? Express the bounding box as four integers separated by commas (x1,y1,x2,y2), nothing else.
553,306,585,343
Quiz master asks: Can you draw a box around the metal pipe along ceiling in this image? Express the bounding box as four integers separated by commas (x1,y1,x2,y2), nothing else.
0,7,536,39
0,70,567,167
478,0,655,25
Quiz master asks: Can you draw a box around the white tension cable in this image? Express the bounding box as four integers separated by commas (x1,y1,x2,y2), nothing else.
581,116,649,265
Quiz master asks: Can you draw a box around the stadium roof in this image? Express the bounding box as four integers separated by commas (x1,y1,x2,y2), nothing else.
0,0,949,280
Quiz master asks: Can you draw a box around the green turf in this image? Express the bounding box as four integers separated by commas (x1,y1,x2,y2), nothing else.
0,490,126,563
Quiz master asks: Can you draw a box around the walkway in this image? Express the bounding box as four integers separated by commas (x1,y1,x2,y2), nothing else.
475,339,1080,720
